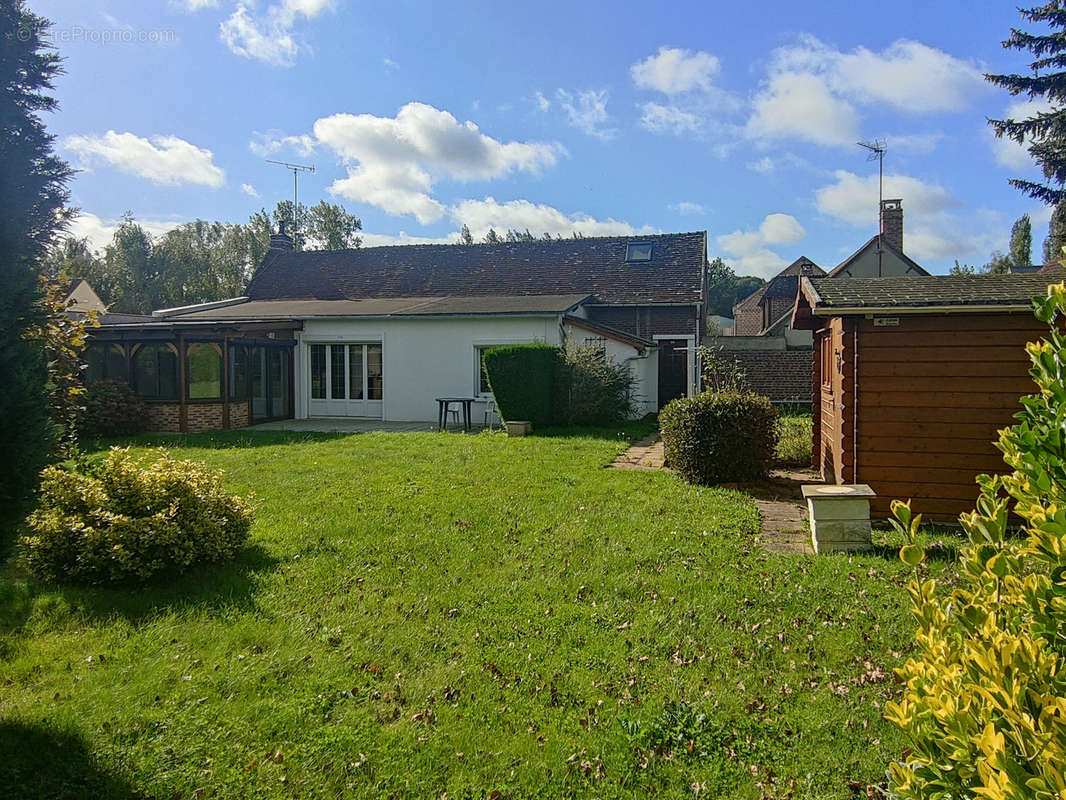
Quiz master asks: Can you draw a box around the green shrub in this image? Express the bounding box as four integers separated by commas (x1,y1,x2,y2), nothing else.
554,345,636,426
659,391,778,484
79,380,148,438
884,284,1066,800
483,343,559,428
775,413,812,467
21,447,253,585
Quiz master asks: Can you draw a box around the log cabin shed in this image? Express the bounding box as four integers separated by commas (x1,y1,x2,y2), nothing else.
792,273,1061,522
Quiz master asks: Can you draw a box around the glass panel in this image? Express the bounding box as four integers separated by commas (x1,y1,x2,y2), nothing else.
367,344,383,400
330,345,346,400
132,344,178,399
186,343,222,400
85,345,106,383
229,345,248,400
105,345,126,381
278,349,291,417
251,348,266,418
269,348,283,417
310,344,326,400
349,345,364,400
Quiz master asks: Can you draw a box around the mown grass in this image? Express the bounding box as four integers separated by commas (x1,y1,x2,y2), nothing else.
775,411,813,469
0,427,952,799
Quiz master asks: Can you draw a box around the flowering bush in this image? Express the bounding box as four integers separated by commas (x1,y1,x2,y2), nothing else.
21,447,253,584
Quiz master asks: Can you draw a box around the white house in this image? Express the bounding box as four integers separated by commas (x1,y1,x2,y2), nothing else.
85,231,704,432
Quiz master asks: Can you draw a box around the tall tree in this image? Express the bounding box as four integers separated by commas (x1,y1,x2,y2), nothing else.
1044,198,1066,263
986,3,1066,204
983,250,1013,275
1009,213,1033,265
103,216,156,313
271,200,309,250
705,257,766,319
305,200,362,250
0,1,73,502
458,224,473,245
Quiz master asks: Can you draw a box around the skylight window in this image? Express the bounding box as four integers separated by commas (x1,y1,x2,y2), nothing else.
626,242,653,262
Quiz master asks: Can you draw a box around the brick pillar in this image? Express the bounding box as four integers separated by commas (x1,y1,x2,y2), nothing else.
880,199,903,252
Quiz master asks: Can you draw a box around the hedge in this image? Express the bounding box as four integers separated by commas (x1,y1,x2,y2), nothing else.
483,343,559,428
659,391,778,484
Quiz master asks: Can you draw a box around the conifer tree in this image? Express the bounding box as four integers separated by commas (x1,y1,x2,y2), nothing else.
1009,213,1032,265
987,3,1066,204
0,2,72,504
1043,198,1066,263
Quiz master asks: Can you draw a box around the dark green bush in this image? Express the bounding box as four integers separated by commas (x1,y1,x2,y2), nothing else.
659,391,778,484
554,345,636,426
80,380,148,438
483,343,559,428
21,447,254,585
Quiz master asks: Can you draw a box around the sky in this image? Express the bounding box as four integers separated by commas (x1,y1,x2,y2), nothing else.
27,0,1060,278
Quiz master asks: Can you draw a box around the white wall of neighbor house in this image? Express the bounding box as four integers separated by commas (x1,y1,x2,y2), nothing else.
295,315,563,422
834,248,919,278
293,314,661,422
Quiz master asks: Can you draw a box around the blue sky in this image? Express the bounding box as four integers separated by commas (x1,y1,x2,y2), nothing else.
30,0,1056,278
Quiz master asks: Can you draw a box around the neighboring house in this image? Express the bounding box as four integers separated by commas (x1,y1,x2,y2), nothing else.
792,273,1055,522
64,278,108,315
85,231,707,431
720,199,929,405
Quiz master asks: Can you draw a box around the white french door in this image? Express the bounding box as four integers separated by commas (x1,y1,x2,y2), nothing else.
307,343,383,418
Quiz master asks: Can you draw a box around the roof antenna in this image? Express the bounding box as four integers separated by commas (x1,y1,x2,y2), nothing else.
266,159,315,244
857,139,886,277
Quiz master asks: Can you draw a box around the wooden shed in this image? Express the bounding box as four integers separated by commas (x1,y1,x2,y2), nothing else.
792,273,1061,522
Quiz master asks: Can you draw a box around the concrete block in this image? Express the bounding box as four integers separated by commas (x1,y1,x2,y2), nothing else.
803,484,875,554
506,421,532,437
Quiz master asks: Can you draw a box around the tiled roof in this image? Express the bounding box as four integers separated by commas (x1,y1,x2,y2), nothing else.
804,274,1061,311
246,232,707,306
762,257,826,301
163,294,592,321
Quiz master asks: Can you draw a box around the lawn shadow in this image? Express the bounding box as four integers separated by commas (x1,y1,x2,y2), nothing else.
535,420,659,443
84,430,351,453
0,542,279,635
0,721,141,800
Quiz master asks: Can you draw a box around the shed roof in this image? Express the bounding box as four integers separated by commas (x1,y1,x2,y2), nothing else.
246,232,707,306
801,274,1060,314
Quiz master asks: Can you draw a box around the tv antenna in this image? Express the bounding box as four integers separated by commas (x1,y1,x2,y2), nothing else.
266,159,315,242
857,139,886,276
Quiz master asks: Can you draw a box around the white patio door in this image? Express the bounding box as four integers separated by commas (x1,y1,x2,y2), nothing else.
308,343,383,418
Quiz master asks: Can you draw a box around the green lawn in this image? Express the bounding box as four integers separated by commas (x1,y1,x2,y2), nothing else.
0,427,953,799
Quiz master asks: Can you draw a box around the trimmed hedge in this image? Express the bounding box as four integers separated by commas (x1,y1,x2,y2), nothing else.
659,391,778,484
21,447,254,585
483,343,559,428
80,380,148,438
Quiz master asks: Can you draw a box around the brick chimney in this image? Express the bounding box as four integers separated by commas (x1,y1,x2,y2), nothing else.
880,199,903,252
269,220,294,251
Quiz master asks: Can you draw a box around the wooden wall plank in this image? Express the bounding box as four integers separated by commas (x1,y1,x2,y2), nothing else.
859,391,1024,408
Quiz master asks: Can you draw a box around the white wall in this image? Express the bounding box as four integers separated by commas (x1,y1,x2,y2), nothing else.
294,314,660,422
297,315,563,422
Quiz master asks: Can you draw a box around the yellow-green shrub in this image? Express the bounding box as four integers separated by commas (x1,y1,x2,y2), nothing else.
885,284,1066,800
21,448,253,584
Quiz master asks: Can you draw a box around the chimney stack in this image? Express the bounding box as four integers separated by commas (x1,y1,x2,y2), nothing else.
880,199,903,252
269,220,294,251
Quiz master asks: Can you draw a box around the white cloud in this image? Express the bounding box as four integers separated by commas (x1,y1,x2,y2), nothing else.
747,72,859,147
670,201,707,216
219,0,334,67
64,131,225,187
241,183,259,198
639,102,700,135
66,212,183,253
773,36,987,114
249,129,316,157
450,197,656,240
759,213,806,246
631,46,720,94
177,0,219,10
556,89,615,139
361,231,458,247
815,170,957,227
312,102,562,222
748,156,775,174
889,132,945,155
534,90,550,112
814,169,976,261
989,97,1055,170
717,213,806,278
382,57,399,72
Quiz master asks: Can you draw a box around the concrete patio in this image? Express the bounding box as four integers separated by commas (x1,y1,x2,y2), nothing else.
250,417,491,434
